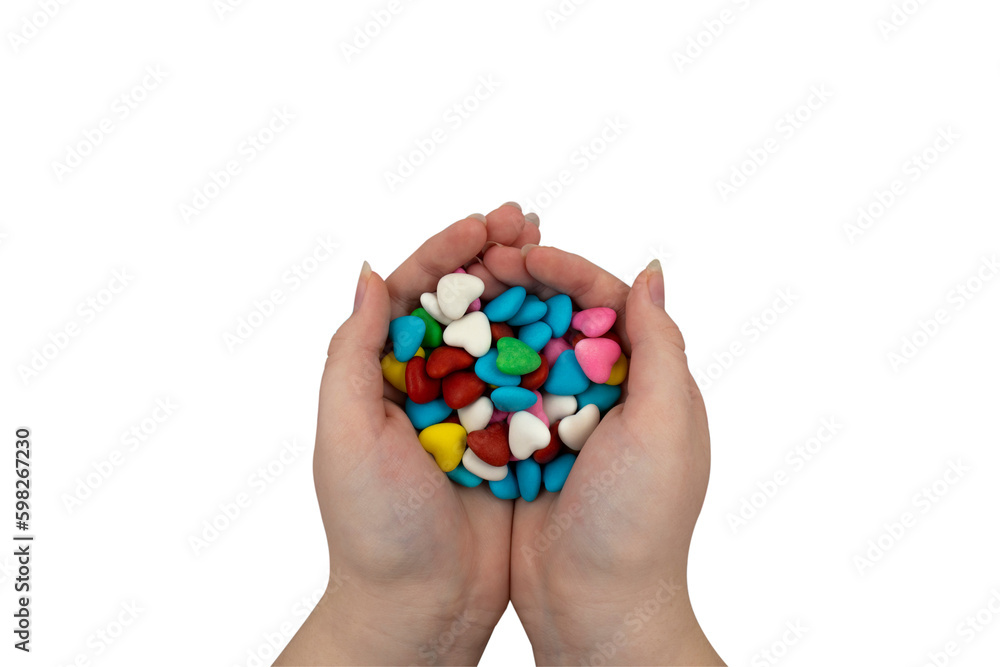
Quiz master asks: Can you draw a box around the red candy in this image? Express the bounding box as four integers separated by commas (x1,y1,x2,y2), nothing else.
570,330,623,347
519,354,550,391
533,421,563,464
490,322,515,346
467,422,511,467
405,356,441,404
442,371,486,409
426,346,475,379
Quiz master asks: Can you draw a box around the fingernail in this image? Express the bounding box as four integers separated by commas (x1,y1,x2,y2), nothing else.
354,260,372,313
524,212,540,227
468,213,487,223
503,201,522,211
646,259,664,308
521,243,540,257
483,241,503,251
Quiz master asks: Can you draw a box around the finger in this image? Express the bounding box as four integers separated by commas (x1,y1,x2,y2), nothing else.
322,264,392,431
483,203,527,246
480,245,550,296
622,261,691,414
522,246,633,355
511,212,541,247
465,259,511,301
384,218,488,318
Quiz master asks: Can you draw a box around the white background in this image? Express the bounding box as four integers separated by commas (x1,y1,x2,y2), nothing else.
2,0,999,665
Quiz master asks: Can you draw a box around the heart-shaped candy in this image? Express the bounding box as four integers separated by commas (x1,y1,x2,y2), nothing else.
508,410,551,460
418,423,467,472
466,422,511,467
419,292,454,326
426,346,475,379
389,316,426,362
462,446,509,481
442,371,486,409
571,307,616,338
458,396,493,433
496,337,541,375
558,403,600,451
437,273,485,321
574,337,622,384
443,311,491,358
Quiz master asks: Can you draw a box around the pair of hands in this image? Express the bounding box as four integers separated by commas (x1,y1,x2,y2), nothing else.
278,204,723,666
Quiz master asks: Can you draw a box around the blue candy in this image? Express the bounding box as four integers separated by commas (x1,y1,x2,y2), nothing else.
543,350,591,396
518,321,553,352
474,349,521,387
405,398,452,430
508,294,548,326
543,294,573,337
389,316,426,362
516,458,541,502
447,463,483,488
543,453,576,492
489,466,520,499
482,286,527,323
575,383,622,414
491,386,537,412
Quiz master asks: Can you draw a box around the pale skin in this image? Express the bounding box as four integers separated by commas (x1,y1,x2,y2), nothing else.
276,204,725,666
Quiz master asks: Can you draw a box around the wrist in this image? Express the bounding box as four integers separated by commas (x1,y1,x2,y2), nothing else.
280,576,500,665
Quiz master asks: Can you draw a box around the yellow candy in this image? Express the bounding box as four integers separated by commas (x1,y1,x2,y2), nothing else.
606,353,628,386
381,348,424,392
418,423,467,472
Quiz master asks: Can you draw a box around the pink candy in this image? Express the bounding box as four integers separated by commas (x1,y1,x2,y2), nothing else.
571,307,617,338
574,338,622,384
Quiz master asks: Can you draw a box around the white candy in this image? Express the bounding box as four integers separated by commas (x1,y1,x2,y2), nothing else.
419,292,454,326
508,411,551,460
458,396,493,433
436,274,485,321
443,311,491,358
542,393,577,424
462,447,508,481
558,404,600,451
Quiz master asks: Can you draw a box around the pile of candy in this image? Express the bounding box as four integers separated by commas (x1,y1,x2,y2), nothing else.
381,269,628,501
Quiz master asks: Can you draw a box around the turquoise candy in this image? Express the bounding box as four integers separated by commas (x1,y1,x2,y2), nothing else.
518,321,553,352
576,383,622,414
474,349,521,387
508,294,548,326
516,458,541,502
405,397,452,430
389,316,426,362
543,294,573,337
489,465,520,499
543,453,576,492
543,350,591,396
491,386,537,412
447,463,483,488
482,286,527,323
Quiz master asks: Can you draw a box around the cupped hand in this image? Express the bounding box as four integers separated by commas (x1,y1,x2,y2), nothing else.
278,204,539,666
482,245,724,666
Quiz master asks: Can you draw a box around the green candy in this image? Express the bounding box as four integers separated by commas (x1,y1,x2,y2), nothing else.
496,337,541,375
410,308,443,348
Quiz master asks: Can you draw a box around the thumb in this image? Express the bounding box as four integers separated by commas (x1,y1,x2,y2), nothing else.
623,260,692,409
321,261,392,431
